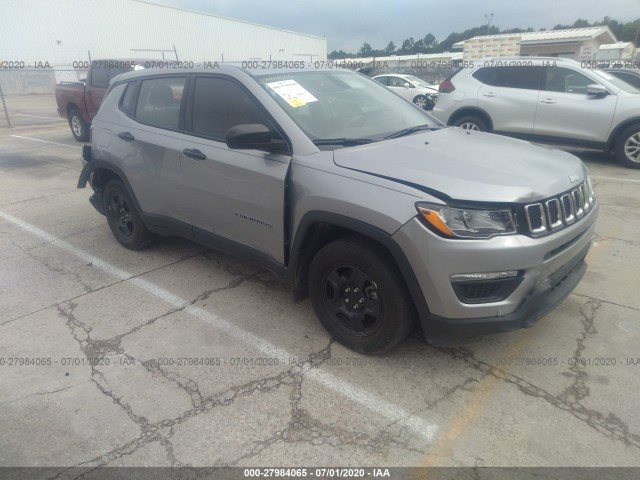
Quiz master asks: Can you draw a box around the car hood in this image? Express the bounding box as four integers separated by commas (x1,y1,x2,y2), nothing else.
333,128,587,204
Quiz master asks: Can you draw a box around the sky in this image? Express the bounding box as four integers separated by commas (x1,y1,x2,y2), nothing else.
153,0,639,52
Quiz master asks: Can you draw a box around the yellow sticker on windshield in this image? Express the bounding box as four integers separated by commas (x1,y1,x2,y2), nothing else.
266,79,318,108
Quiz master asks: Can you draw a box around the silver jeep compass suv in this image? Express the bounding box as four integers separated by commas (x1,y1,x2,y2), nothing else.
78,65,598,353
432,57,640,169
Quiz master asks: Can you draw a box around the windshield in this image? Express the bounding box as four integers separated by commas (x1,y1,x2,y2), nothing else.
255,71,441,145
592,69,640,94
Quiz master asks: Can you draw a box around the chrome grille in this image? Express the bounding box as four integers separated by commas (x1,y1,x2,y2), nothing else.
523,179,595,236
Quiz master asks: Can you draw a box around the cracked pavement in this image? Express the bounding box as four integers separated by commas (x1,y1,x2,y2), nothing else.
1,95,640,473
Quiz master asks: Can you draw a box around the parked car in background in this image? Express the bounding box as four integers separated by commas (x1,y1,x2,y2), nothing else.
603,69,640,89
432,57,640,168
55,59,146,141
78,65,596,353
373,74,438,110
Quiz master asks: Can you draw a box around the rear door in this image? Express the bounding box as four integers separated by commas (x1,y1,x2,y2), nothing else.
474,65,543,134
112,75,191,225
180,75,291,263
532,67,617,143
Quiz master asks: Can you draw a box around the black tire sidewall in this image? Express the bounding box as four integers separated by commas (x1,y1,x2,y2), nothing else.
615,125,640,169
102,179,152,250
309,237,415,354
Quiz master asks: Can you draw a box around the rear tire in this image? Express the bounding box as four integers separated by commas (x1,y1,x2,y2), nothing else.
102,179,154,250
68,108,89,142
308,236,416,354
453,114,488,132
614,124,640,169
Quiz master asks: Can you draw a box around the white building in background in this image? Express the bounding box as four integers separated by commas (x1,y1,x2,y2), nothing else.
0,0,327,93
597,42,636,61
453,26,619,61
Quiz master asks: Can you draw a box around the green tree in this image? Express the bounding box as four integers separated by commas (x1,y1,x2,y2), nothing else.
572,18,591,28
384,41,396,55
423,33,438,50
400,37,415,53
358,42,373,57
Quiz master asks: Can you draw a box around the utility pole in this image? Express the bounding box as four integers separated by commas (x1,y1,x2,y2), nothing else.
485,13,494,35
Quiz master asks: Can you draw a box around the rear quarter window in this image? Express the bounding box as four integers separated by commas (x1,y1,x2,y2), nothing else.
119,82,138,116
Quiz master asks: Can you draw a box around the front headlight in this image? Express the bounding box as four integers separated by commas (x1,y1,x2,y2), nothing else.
417,204,516,239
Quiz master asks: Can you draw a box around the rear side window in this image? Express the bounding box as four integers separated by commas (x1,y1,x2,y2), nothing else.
135,77,185,130
91,64,130,89
189,77,272,140
374,77,389,86
91,64,110,88
473,66,543,90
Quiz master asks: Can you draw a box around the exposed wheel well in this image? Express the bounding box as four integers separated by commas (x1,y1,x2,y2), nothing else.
448,108,493,130
89,167,119,191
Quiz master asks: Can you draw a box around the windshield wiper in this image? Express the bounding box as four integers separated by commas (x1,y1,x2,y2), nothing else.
384,124,441,139
313,138,378,146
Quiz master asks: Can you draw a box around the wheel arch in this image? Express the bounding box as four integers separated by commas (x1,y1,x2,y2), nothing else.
78,160,144,217
287,211,430,323
607,117,640,151
447,107,494,131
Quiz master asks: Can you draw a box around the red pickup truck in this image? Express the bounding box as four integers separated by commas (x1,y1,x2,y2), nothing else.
55,59,142,141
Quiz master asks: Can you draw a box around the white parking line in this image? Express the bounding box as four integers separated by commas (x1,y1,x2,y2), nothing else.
14,113,65,121
0,209,438,442
10,135,81,149
591,175,640,184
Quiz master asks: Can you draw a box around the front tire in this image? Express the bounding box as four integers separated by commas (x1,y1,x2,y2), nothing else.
412,95,429,110
308,236,416,354
103,179,154,250
453,114,488,132
614,124,640,169
68,108,89,142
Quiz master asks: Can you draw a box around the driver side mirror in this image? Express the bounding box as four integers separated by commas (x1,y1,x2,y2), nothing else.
403,82,411,88
586,84,607,97
225,124,286,151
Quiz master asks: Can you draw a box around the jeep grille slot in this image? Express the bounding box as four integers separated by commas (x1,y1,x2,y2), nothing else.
524,180,595,236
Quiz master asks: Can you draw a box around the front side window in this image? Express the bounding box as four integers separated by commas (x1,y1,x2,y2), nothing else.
190,77,272,139
134,77,185,130
388,76,408,87
543,67,593,94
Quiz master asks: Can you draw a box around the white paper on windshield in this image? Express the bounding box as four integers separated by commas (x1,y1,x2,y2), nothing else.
266,80,318,108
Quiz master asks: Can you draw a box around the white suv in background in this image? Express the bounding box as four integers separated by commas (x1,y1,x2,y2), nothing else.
373,74,439,110
432,57,640,168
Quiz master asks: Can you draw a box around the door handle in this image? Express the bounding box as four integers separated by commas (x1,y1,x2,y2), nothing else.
117,131,135,141
483,92,496,97
540,98,557,104
182,148,207,161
